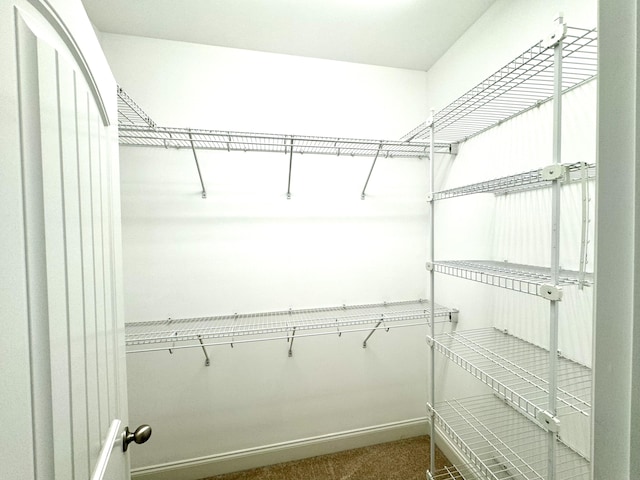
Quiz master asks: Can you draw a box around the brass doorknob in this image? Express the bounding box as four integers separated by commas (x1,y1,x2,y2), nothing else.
123,424,152,452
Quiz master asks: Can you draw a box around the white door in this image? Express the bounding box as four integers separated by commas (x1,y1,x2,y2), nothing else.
1,1,134,479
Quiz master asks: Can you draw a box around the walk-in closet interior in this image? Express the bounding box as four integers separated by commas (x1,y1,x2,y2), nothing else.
50,0,632,478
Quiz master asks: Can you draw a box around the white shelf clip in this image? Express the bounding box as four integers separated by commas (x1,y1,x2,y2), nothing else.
539,284,563,301
536,410,561,433
541,14,567,49
425,261,434,271
541,164,567,181
426,193,434,203
426,335,434,347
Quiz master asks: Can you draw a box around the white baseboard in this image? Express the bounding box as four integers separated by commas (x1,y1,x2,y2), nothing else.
131,418,429,480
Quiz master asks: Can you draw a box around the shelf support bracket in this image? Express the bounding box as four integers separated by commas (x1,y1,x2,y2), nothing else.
287,138,294,199
287,327,296,357
362,316,388,348
197,336,211,367
188,131,207,199
536,410,561,433
361,143,383,200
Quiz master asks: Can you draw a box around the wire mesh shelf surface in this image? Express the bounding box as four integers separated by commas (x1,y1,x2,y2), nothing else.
118,124,450,158
433,162,596,200
435,328,592,420
430,464,481,480
434,395,590,480
116,88,450,158
125,299,458,349
117,87,157,129
402,26,597,144
433,260,593,296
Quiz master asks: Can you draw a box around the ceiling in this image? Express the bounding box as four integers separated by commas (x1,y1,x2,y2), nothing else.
81,0,497,71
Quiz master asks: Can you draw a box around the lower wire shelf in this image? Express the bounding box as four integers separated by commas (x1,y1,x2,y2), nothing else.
434,328,592,422
433,395,590,480
125,299,458,353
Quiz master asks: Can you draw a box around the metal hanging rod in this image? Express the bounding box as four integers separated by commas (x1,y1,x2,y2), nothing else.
116,88,451,158
401,26,597,144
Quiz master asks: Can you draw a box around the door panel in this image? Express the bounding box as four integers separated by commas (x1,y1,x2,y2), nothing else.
3,2,129,479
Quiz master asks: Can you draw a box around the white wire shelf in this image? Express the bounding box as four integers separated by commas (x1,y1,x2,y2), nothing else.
433,260,593,296
402,26,597,144
116,88,451,158
117,87,157,129
434,328,592,421
434,395,590,480
430,464,480,480
118,124,453,158
125,299,458,353
433,162,595,200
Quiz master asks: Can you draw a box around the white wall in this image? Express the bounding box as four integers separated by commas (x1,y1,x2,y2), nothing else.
101,33,434,476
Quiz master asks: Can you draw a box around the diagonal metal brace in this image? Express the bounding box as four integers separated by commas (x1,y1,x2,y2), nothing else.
188,131,207,199
361,143,383,199
362,316,389,348
288,327,296,357
287,138,294,199
197,335,211,366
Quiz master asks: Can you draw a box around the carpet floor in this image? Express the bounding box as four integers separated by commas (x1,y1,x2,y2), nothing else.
200,435,452,480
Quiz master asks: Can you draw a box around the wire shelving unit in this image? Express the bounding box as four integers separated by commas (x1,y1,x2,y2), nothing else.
434,395,590,480
426,20,596,480
401,26,597,144
434,328,592,421
432,260,592,296
125,299,458,354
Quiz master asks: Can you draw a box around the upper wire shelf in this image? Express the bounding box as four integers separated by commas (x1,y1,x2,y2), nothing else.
434,327,592,422
117,87,156,129
125,299,458,352
434,395,590,480
116,89,450,158
433,162,595,200
402,26,597,144
433,260,593,296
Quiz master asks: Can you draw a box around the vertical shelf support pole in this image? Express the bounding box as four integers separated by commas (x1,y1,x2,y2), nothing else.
287,138,294,199
547,14,566,480
361,143,383,199
188,131,207,199
428,109,436,478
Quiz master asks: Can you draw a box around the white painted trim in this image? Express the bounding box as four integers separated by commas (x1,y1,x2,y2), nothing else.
131,417,428,480
91,419,122,480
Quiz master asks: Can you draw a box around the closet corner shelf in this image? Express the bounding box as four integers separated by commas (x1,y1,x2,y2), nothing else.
434,260,593,296
433,395,590,480
433,162,595,200
402,26,597,144
116,88,450,158
434,327,592,422
125,299,458,353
